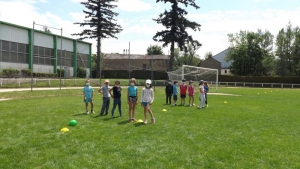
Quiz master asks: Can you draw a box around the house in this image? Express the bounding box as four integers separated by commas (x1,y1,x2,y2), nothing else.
199,48,232,75
103,54,170,71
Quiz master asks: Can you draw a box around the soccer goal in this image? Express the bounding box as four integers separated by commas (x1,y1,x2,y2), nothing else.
167,65,218,92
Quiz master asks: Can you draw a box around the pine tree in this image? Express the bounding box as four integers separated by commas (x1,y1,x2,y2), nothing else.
153,0,201,71
72,0,122,78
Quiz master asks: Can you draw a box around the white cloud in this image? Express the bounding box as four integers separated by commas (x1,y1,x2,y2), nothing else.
117,0,152,12
40,0,48,3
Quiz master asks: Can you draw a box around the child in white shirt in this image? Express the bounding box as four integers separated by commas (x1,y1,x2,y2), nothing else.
140,79,155,124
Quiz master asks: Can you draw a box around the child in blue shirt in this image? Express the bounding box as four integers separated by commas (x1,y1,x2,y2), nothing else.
204,81,209,107
83,79,94,114
127,78,138,122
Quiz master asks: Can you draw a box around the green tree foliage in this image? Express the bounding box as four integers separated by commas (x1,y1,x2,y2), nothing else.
147,45,164,55
72,0,123,78
226,30,273,76
204,51,213,60
275,22,300,77
153,0,201,71
77,67,87,78
173,47,200,70
292,27,300,76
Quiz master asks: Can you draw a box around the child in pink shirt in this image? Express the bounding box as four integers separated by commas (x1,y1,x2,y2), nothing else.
187,80,195,106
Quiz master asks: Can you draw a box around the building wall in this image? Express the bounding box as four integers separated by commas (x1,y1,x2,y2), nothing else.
221,69,231,75
0,20,92,77
104,59,169,71
199,57,221,74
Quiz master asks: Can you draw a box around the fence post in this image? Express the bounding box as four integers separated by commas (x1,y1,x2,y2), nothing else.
18,78,20,88
235,82,236,87
35,79,37,87
292,84,293,88
244,83,245,87
49,79,50,87
63,79,64,86
74,78,76,86
262,83,263,88
271,83,273,88
0,78,2,87
281,83,283,88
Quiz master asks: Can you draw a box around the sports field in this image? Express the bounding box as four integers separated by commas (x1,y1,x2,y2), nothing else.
0,87,299,168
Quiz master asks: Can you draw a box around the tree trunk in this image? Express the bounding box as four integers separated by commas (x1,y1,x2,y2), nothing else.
169,41,175,71
96,36,101,78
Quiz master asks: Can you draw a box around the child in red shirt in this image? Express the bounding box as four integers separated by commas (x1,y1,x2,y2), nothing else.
179,79,188,106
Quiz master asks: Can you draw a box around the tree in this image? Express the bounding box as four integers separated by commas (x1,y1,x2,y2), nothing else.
153,0,201,71
204,52,213,60
72,0,123,78
292,27,300,76
275,28,286,76
147,45,164,55
226,30,273,76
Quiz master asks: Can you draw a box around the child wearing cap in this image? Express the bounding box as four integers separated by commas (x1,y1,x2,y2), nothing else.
83,79,94,114
187,80,195,106
127,78,138,122
109,80,122,118
140,79,155,124
98,79,111,116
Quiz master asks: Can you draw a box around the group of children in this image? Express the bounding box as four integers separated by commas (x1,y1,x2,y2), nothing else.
165,79,209,109
82,78,209,124
83,78,155,124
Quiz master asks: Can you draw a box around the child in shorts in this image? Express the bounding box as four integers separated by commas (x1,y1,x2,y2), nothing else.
140,79,155,124
127,78,138,122
187,80,195,106
83,79,94,114
179,79,188,106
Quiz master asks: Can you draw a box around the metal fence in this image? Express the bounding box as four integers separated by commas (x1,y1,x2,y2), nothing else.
0,78,299,89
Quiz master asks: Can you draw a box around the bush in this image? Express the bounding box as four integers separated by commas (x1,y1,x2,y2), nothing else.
0,71,2,77
77,67,87,78
2,68,20,77
21,69,32,77
57,69,65,77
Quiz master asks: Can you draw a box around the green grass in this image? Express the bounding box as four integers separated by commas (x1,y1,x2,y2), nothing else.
0,87,300,168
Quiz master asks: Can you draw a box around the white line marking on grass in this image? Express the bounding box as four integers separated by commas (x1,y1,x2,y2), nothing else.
0,98,12,101
209,93,241,96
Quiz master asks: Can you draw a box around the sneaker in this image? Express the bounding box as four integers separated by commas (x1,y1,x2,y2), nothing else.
144,120,148,124
151,118,155,124
86,111,90,114
207,104,208,107
197,106,202,109
193,104,195,106
91,111,95,114
189,104,192,106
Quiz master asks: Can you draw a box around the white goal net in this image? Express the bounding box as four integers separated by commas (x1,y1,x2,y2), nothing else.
167,65,218,92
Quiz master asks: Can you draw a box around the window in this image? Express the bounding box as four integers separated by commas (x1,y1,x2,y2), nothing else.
0,41,29,64
225,70,227,74
143,64,146,70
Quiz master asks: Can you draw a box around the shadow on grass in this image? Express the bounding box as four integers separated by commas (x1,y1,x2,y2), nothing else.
134,122,145,127
73,113,88,116
118,120,130,125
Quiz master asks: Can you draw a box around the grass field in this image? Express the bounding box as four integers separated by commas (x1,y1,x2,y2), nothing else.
0,87,300,168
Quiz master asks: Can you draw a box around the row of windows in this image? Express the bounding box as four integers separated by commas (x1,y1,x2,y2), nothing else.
0,40,90,67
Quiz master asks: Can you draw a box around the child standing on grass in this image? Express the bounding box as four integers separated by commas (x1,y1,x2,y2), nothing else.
165,79,173,104
83,79,94,114
179,79,188,106
197,80,206,109
172,81,178,106
98,79,111,116
187,80,195,106
140,79,155,124
127,78,138,122
204,81,209,107
109,80,122,118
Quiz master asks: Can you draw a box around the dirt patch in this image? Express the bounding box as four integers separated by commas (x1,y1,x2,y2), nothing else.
209,93,241,96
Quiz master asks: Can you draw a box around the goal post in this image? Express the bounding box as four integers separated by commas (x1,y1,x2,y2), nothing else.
167,65,218,92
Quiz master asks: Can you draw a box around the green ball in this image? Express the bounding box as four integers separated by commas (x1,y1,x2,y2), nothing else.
69,120,77,126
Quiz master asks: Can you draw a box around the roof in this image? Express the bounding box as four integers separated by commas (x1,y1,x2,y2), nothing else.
213,48,232,69
0,20,92,45
104,54,170,60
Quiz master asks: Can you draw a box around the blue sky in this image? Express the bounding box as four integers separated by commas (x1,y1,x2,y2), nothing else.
1,0,300,58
